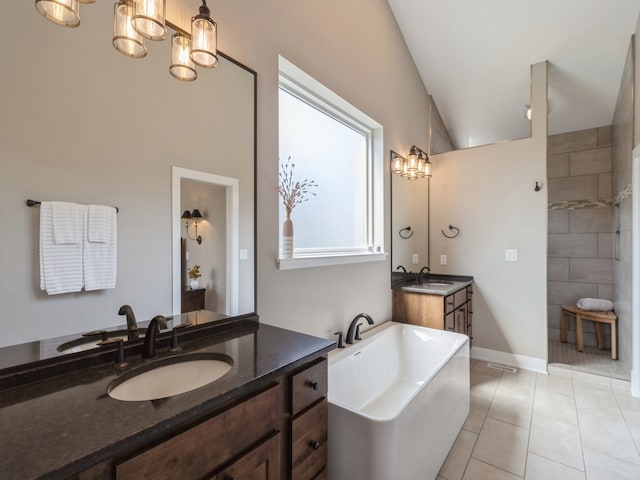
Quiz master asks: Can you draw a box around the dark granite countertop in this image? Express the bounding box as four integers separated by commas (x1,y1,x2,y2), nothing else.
391,273,474,296
0,320,334,480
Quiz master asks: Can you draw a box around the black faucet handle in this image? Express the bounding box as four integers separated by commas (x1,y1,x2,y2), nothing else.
355,324,363,341
334,331,345,348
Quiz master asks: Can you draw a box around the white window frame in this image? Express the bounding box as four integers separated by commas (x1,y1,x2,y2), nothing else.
277,56,386,270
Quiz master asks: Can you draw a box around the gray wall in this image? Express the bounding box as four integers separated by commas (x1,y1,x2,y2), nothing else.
547,127,614,348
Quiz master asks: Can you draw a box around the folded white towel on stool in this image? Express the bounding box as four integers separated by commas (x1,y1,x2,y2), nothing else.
576,298,614,311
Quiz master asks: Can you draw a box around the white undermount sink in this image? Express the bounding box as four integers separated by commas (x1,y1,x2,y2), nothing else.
107,353,233,402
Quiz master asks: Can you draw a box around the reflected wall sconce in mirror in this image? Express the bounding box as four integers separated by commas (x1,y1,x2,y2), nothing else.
181,209,203,244
391,146,432,180
35,0,218,82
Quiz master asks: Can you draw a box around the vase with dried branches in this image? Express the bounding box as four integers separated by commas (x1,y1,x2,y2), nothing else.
275,157,318,258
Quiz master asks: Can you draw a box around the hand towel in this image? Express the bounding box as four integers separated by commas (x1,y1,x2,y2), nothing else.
39,202,84,295
88,204,116,243
576,298,614,311
51,201,82,244
84,204,117,291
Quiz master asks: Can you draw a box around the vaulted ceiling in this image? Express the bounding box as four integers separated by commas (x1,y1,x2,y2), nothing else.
387,0,640,149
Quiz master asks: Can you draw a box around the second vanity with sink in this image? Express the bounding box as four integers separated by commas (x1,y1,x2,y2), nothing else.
0,313,334,480
392,274,474,341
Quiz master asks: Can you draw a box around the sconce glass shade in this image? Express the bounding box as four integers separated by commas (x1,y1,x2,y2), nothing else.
113,1,147,59
424,157,432,178
407,147,419,172
170,34,197,82
401,161,409,177
392,155,404,174
407,170,418,180
35,0,80,28
131,0,166,41
190,2,218,68
417,153,426,177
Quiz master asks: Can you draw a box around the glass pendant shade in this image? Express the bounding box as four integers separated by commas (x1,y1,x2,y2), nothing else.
170,34,197,82
132,0,166,41
417,154,426,177
401,162,409,177
35,0,80,27
407,149,418,172
190,2,218,68
113,1,147,58
392,155,404,174
424,158,432,177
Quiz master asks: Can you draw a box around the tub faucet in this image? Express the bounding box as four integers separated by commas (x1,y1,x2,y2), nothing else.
417,266,431,283
346,313,374,344
118,305,139,341
142,315,168,359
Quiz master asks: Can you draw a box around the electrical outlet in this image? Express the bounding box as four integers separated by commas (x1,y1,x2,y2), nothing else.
240,249,248,260
505,249,518,261
412,254,419,265
440,254,447,265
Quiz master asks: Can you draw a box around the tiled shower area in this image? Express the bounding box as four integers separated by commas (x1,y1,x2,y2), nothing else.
546,126,627,379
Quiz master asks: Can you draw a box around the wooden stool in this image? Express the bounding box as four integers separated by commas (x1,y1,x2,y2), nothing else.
560,305,618,360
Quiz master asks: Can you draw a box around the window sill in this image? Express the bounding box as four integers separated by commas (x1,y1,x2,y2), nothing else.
276,251,387,270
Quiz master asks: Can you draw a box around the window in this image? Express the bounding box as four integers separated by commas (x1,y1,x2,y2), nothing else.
277,56,385,269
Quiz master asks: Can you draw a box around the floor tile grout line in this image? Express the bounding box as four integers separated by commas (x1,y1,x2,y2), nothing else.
611,386,640,458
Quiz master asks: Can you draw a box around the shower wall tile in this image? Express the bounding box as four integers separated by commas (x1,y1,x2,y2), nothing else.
548,234,597,257
548,210,569,234
548,128,598,155
598,174,612,199
569,148,612,176
548,258,569,282
597,233,613,259
569,258,613,284
548,154,569,178
598,126,613,147
569,207,612,233
548,281,597,306
548,175,598,202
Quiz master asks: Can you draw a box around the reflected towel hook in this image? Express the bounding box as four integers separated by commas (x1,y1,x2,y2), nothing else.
398,226,414,239
441,225,460,239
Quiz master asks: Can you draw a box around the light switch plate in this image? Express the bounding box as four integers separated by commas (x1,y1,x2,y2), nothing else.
440,254,447,265
505,249,518,261
412,254,419,265
240,249,248,260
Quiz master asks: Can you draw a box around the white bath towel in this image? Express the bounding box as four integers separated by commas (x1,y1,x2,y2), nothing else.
39,202,84,295
51,201,82,244
84,204,117,291
576,298,614,311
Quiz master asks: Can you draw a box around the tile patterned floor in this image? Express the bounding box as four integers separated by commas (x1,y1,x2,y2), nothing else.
437,360,640,480
548,339,630,381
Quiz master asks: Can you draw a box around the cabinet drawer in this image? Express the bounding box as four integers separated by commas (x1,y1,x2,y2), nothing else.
291,399,327,480
115,383,280,480
290,359,327,416
445,288,468,313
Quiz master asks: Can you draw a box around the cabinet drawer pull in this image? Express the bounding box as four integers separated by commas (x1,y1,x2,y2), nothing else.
310,440,321,450
308,381,319,390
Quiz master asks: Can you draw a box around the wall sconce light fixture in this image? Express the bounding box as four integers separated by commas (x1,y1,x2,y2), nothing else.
391,146,431,180
181,209,203,244
35,0,219,82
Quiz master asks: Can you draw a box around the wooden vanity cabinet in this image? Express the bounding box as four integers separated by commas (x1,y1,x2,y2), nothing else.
393,285,473,341
74,357,329,480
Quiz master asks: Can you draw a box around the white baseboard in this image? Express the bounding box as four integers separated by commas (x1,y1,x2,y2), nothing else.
471,346,547,374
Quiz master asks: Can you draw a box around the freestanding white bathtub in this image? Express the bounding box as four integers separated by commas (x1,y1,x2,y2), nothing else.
328,322,469,480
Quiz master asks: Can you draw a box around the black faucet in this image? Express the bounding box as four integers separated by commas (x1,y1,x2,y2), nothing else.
417,266,431,283
396,265,409,279
345,313,374,344
118,305,139,341
142,315,168,359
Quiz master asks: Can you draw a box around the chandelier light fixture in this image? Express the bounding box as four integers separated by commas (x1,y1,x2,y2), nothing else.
113,0,147,58
190,0,218,68
35,0,220,82
131,0,166,41
170,33,197,81
391,146,432,180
